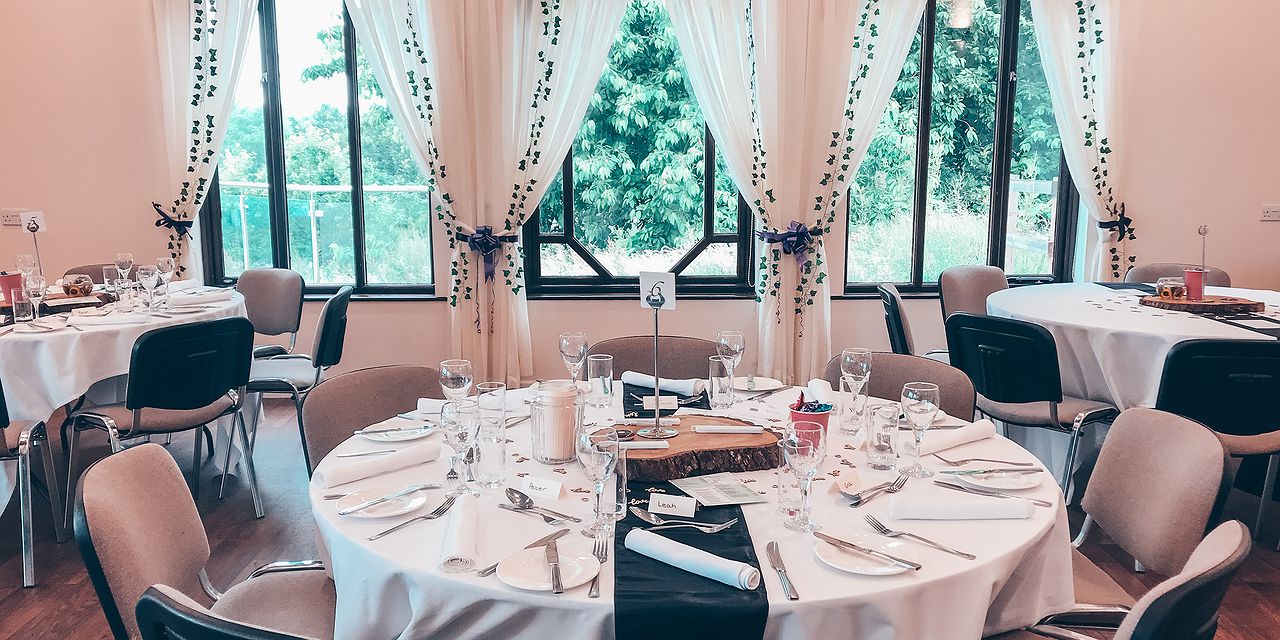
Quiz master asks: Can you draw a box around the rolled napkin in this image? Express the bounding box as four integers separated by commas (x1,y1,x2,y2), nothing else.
804,379,835,404
621,371,705,397
313,441,441,488
624,529,760,590
439,493,478,572
692,425,763,434
615,417,680,428
620,440,670,450
171,288,234,306
887,491,1034,520
902,419,997,456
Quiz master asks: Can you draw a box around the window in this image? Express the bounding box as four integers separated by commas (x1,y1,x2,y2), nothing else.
522,0,754,297
201,0,434,293
845,0,1077,293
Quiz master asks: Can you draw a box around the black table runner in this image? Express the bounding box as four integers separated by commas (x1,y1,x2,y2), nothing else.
1094,281,1157,295
613,480,767,640
621,383,710,419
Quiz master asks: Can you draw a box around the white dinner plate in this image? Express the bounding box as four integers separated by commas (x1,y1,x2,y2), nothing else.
955,470,1044,492
13,322,59,334
360,421,435,443
496,541,600,591
814,532,918,576
335,490,430,519
734,376,785,392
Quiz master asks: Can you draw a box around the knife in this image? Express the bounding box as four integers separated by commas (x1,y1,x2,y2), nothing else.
939,468,1044,475
749,387,788,401
546,539,565,594
766,541,799,600
353,424,434,435
813,532,922,571
932,480,1054,508
337,483,440,515
477,528,570,577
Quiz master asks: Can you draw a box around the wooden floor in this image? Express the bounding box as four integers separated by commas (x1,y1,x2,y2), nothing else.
0,400,1277,639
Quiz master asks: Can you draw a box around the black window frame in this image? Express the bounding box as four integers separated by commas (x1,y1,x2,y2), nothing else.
199,0,436,297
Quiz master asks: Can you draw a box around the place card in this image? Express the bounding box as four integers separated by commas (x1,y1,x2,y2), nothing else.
641,395,678,410
520,475,564,499
648,493,697,518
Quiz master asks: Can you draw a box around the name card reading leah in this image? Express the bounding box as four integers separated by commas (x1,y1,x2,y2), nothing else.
648,493,697,518
520,475,565,500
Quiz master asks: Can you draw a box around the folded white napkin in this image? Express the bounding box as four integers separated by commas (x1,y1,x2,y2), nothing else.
621,371,705,397
620,440,670,450
417,394,526,415
804,379,835,404
902,419,997,456
624,529,761,590
887,491,1034,520
68,312,150,326
692,425,763,434
313,442,441,488
615,417,680,427
439,493,478,572
171,288,234,306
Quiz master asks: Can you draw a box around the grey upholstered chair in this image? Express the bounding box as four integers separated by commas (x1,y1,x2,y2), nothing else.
589,335,719,380
877,284,948,361
939,265,1009,318
1125,262,1231,287
822,352,975,420
74,443,333,640
1,378,66,587
993,520,1250,640
137,585,317,640
65,263,135,284
236,268,305,359
299,364,444,475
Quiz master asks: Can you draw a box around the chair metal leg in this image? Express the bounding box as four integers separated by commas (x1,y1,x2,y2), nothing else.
202,426,215,460
164,433,173,445
63,426,82,533
218,417,238,499
236,412,265,519
37,436,68,544
293,391,310,475
248,393,263,452
190,429,203,501
18,435,35,587
1259,453,1278,541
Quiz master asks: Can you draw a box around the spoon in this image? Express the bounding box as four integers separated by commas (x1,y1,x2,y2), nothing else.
629,507,737,531
505,487,583,523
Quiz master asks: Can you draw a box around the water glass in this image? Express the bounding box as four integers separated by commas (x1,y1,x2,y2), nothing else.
10,289,33,323
577,424,619,538
102,267,119,294
782,421,826,533
775,448,802,518
23,274,46,320
716,330,745,406
135,265,158,310
440,359,474,400
867,404,900,471
612,449,628,521
441,399,481,494
474,382,507,488
559,331,588,383
900,382,940,478
839,376,870,437
708,356,733,409
116,282,139,312
115,252,134,280
586,354,614,408
156,257,176,307
15,254,36,278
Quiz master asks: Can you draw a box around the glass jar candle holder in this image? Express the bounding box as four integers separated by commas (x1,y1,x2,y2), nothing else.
531,380,582,464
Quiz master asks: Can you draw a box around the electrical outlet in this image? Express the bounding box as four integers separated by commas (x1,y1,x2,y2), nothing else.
1263,205,1280,222
0,209,24,227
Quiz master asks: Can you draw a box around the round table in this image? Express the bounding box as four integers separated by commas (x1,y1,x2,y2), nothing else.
310,389,1074,640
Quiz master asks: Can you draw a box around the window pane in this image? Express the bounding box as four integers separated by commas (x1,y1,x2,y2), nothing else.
217,19,273,277
1005,0,1061,276
921,0,1000,282
846,30,922,284
712,146,739,235
681,243,738,277
278,0,355,285
540,244,596,276
537,165,565,235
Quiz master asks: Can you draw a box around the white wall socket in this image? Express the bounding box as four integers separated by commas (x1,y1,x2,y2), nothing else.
0,208,25,227
1263,205,1280,222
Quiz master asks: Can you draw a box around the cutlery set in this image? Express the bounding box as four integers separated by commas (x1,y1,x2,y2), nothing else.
933,480,1055,508
629,507,738,533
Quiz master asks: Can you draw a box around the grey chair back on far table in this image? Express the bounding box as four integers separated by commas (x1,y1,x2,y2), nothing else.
877,284,949,362
588,335,718,380
1125,262,1232,287
938,265,1008,319
822,352,976,420
0,375,67,587
236,268,305,359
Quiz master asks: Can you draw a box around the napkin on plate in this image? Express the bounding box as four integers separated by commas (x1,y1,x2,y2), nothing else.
692,425,763,434
887,491,1034,520
804,379,835,404
313,441,441,488
903,419,997,456
170,288,234,306
621,371,705,397
439,493,478,572
624,529,760,590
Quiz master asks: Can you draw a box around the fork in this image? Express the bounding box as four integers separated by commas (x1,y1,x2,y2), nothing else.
850,475,907,508
647,518,738,533
588,535,609,598
366,495,459,541
864,515,976,560
931,453,1035,467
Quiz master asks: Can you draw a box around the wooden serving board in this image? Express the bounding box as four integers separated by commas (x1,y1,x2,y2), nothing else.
626,415,781,483
1139,295,1264,314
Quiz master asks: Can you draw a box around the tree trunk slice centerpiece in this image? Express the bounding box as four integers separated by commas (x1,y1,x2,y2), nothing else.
625,415,782,483
1139,295,1264,314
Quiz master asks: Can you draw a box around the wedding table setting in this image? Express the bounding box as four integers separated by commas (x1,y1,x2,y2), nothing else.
308,337,1074,640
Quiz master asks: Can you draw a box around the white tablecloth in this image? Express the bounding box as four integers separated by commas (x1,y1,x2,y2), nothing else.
310,389,1074,640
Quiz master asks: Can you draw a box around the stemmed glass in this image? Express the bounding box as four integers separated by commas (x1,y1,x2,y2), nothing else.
135,265,159,312
15,254,36,279
559,331,588,384
156,257,176,308
899,382,940,478
577,424,620,538
23,274,46,321
840,348,873,435
439,359,474,400
441,399,481,495
716,330,745,405
115,253,134,281
782,421,826,533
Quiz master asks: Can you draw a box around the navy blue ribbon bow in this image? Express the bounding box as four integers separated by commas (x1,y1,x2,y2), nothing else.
456,226,518,282
153,203,194,239
1097,209,1134,241
757,220,823,267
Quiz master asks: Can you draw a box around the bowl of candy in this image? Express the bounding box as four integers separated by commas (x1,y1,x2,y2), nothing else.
1156,277,1186,300
62,273,94,297
789,394,833,431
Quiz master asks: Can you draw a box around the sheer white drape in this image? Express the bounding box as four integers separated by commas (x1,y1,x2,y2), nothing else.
152,0,257,281
347,0,624,386
668,0,926,383
1031,0,1128,281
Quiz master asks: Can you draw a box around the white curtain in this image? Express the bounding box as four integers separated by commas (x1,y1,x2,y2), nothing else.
153,0,258,280
668,0,926,383
347,0,625,386
1031,0,1129,281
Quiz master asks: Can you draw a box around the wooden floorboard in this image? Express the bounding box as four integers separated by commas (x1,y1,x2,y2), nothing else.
0,401,1276,639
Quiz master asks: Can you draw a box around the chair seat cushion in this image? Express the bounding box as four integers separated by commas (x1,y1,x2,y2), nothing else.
978,395,1114,429
213,569,336,640
250,357,319,390
1071,547,1136,607
73,397,235,434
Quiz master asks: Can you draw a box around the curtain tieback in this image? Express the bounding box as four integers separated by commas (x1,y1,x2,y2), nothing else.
1096,206,1133,242
456,226,519,282
152,203,194,239
757,221,823,267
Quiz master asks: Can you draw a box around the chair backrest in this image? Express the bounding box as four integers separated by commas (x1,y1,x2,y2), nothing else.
589,335,719,380
939,265,1008,318
1157,339,1280,454
877,283,914,356
66,263,135,284
1125,262,1232,287
1116,520,1251,640
822,352,976,420
74,444,211,640
236,268,305,337
137,586,310,640
945,312,1063,404
311,286,353,369
1083,408,1227,576
300,365,443,474
126,317,253,412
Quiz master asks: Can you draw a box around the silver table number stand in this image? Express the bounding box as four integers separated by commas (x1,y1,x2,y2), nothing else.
637,282,678,439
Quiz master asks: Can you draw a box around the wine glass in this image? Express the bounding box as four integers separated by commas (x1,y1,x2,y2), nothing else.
441,399,481,495
576,424,619,538
782,421,826,533
716,330,745,406
115,252,134,281
439,359,474,400
899,382,940,478
156,257,176,308
15,254,36,279
135,265,159,312
558,331,588,384
23,274,46,321
840,348,873,435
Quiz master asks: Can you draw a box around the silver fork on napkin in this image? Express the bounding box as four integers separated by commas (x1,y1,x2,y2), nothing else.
366,495,458,541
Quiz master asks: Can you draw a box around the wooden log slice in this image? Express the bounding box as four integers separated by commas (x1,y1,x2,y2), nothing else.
1139,295,1265,314
625,415,782,483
